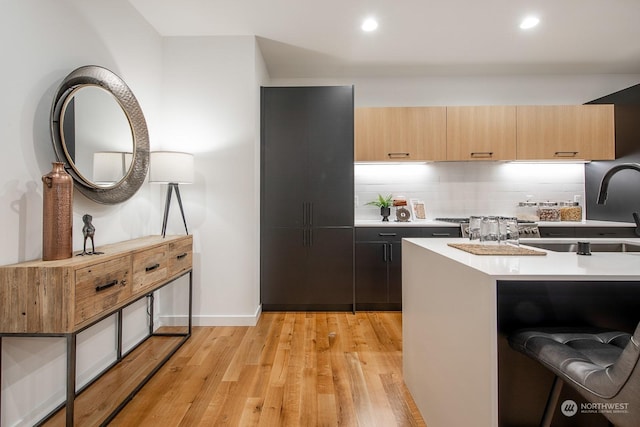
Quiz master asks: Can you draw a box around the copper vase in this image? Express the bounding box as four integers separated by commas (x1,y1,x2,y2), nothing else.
42,162,73,260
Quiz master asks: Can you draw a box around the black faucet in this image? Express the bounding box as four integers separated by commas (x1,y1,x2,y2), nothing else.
596,163,640,236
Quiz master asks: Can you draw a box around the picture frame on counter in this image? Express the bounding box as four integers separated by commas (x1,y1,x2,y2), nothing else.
411,200,426,220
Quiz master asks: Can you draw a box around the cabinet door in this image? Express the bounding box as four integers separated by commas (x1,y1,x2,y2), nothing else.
307,86,354,227
355,107,447,162
387,241,403,306
261,87,310,227
260,227,308,306
355,242,389,306
446,106,517,161
516,105,615,160
306,227,354,307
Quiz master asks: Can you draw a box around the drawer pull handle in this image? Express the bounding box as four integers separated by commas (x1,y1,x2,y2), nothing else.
432,233,451,237
96,280,118,292
177,252,188,260
470,152,493,158
145,263,160,272
387,152,410,158
554,151,578,157
378,233,397,237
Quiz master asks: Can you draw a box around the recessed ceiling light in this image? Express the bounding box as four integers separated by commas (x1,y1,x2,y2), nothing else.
520,16,540,29
361,18,378,32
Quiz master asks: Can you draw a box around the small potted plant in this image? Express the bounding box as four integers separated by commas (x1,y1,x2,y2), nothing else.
366,194,393,222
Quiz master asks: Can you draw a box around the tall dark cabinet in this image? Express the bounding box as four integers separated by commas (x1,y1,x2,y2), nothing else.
260,86,355,311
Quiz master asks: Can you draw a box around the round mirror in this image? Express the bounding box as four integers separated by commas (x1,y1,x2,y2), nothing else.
50,66,149,204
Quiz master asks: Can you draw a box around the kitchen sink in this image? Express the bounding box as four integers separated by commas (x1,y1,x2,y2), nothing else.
522,242,640,253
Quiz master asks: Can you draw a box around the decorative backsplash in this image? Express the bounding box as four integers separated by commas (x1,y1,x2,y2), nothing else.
355,162,585,220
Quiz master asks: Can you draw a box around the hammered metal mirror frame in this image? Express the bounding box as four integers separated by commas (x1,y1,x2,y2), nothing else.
50,65,149,204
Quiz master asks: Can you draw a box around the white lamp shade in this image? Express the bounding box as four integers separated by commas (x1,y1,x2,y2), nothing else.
149,151,194,184
93,151,133,184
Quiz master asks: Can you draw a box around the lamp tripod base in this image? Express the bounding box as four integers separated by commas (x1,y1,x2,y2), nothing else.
161,183,188,238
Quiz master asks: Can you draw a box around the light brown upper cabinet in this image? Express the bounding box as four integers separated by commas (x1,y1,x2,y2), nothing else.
355,107,447,161
446,106,517,161
516,105,615,160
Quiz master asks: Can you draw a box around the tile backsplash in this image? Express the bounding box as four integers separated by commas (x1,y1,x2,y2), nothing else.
355,162,585,220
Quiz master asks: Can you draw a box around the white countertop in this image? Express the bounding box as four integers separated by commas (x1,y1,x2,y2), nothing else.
355,219,635,227
403,237,640,280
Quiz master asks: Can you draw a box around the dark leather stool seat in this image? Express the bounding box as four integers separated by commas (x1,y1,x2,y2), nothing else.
509,324,640,427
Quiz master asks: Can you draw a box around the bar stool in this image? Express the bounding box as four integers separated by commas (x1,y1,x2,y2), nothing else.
508,323,640,427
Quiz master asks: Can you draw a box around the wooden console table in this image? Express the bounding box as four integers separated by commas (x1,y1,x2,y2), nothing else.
0,235,193,426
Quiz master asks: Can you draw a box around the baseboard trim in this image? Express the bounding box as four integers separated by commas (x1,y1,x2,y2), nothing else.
158,305,262,327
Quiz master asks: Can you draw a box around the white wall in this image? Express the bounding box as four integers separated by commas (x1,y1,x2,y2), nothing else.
0,1,163,425
355,162,585,220
157,36,268,325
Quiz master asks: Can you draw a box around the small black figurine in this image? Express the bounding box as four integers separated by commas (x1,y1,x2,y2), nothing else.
78,214,103,256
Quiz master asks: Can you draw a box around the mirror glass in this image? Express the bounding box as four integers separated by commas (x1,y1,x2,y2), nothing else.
50,65,149,205
60,86,134,187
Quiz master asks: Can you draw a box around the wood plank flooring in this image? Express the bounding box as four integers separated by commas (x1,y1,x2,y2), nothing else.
110,312,426,426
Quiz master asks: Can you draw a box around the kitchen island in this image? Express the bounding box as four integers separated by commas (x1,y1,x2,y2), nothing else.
402,237,640,427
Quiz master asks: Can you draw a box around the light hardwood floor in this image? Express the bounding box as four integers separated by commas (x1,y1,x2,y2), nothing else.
109,312,426,426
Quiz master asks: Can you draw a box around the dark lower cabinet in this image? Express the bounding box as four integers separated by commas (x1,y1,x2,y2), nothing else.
539,226,637,238
355,226,460,310
261,227,354,310
355,240,402,310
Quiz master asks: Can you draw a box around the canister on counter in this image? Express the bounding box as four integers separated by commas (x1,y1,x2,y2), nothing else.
516,201,539,222
537,201,560,222
559,201,582,221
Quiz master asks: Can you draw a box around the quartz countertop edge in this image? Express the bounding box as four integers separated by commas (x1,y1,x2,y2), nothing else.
355,219,636,227
403,237,640,279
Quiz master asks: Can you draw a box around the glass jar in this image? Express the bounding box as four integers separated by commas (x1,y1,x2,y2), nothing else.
516,201,539,222
559,201,582,221
537,201,560,222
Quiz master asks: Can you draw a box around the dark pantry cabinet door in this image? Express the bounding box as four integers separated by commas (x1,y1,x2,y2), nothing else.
261,86,354,228
262,228,354,309
261,86,354,311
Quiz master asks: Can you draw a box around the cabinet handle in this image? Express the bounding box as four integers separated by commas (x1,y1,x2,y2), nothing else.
383,243,388,262
378,233,397,237
388,243,393,261
554,151,578,157
432,233,451,237
470,152,493,158
145,263,160,272
308,229,313,246
176,252,188,260
309,202,313,226
96,280,118,292
388,152,410,158
302,203,307,226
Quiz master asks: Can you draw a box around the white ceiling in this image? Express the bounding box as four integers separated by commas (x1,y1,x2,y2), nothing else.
127,0,640,78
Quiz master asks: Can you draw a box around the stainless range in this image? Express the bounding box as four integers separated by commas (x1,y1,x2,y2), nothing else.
434,217,541,238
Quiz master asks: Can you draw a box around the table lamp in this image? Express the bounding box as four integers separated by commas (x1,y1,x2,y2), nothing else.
149,151,194,237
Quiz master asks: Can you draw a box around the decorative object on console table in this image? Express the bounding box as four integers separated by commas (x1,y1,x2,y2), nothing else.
78,213,104,256
366,194,393,222
150,151,194,238
42,161,73,260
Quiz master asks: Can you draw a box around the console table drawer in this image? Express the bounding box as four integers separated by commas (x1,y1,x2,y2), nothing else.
132,245,168,293
168,237,193,277
75,256,132,325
